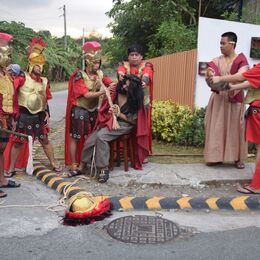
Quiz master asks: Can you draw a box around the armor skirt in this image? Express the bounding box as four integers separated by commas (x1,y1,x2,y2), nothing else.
69,106,97,140
12,110,49,143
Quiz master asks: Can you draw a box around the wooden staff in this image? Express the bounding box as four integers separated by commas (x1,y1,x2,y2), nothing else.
0,127,30,139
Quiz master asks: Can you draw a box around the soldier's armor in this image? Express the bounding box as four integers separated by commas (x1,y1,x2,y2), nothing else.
76,70,103,112
0,73,14,114
18,73,47,114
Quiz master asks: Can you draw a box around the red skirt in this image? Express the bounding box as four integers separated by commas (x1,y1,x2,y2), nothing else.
246,111,260,145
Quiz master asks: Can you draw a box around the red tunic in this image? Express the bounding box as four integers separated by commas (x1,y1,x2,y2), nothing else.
242,63,260,189
243,63,260,145
64,69,112,166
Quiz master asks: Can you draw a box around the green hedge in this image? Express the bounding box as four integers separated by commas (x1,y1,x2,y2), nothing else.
152,100,205,147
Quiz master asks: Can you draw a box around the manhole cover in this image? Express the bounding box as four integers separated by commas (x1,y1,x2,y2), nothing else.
106,215,180,244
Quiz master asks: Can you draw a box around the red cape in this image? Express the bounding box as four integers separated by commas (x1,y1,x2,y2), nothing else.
4,138,29,171
96,85,149,170
64,70,86,166
243,63,260,89
117,61,154,154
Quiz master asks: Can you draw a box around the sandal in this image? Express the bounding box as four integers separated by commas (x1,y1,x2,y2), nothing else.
97,169,109,183
4,171,16,178
0,180,21,188
0,190,7,198
234,161,245,169
237,185,260,194
52,165,63,173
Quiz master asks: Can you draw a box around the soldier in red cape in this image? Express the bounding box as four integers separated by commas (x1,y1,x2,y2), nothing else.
0,32,24,197
4,37,61,177
65,41,114,176
211,63,260,194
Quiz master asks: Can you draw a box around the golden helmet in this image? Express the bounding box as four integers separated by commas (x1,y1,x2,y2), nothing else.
27,37,46,74
0,32,13,68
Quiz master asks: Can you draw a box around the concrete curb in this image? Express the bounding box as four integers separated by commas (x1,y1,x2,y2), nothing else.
33,162,260,211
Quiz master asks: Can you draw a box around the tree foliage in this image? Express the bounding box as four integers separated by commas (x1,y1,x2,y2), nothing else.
104,0,253,63
0,21,82,81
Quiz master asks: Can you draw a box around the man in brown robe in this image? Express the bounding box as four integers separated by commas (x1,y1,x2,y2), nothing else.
204,32,249,168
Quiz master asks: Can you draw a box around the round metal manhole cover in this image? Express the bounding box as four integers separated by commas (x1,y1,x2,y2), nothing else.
106,215,180,244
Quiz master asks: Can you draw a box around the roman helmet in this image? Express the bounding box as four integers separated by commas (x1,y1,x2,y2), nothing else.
0,32,13,68
82,41,102,71
27,37,46,74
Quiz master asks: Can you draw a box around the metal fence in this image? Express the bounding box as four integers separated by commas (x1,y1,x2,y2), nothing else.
148,49,197,108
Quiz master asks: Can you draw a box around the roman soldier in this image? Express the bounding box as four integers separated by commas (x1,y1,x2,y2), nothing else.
5,37,61,177
65,41,114,177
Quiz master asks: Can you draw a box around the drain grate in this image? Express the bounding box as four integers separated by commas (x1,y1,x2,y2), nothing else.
106,215,180,244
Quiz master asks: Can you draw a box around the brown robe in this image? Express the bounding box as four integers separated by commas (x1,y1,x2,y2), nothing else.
204,53,249,163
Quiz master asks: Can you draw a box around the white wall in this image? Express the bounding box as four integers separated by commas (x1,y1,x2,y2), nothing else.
195,17,260,107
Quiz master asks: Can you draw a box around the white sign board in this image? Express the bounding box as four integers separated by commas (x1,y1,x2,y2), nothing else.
195,17,260,107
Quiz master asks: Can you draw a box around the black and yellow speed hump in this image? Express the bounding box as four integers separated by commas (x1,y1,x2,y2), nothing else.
109,196,260,211
33,162,260,212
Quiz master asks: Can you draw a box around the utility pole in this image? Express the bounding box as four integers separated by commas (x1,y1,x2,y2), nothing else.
59,5,67,49
82,28,85,70
198,0,202,22
238,0,244,21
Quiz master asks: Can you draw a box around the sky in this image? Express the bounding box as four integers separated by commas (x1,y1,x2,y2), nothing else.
0,0,114,38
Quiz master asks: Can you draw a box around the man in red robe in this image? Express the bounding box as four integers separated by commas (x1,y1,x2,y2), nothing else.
117,44,153,166
65,41,114,176
211,63,260,194
0,33,23,197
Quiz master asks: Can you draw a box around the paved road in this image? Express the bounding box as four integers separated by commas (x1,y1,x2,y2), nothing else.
49,90,67,123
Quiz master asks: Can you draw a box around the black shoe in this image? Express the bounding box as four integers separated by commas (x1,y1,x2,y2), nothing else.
97,169,109,183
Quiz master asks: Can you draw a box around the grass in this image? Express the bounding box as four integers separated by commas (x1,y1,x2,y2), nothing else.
150,140,256,164
150,140,204,163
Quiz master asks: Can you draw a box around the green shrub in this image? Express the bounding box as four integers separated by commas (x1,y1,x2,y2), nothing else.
152,100,205,147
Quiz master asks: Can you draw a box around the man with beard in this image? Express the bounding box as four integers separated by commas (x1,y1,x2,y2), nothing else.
79,74,144,183
117,44,153,162
65,41,114,177
5,37,61,177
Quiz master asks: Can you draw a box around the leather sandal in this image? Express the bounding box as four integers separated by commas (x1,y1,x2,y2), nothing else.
0,180,21,188
4,171,16,178
67,169,82,178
